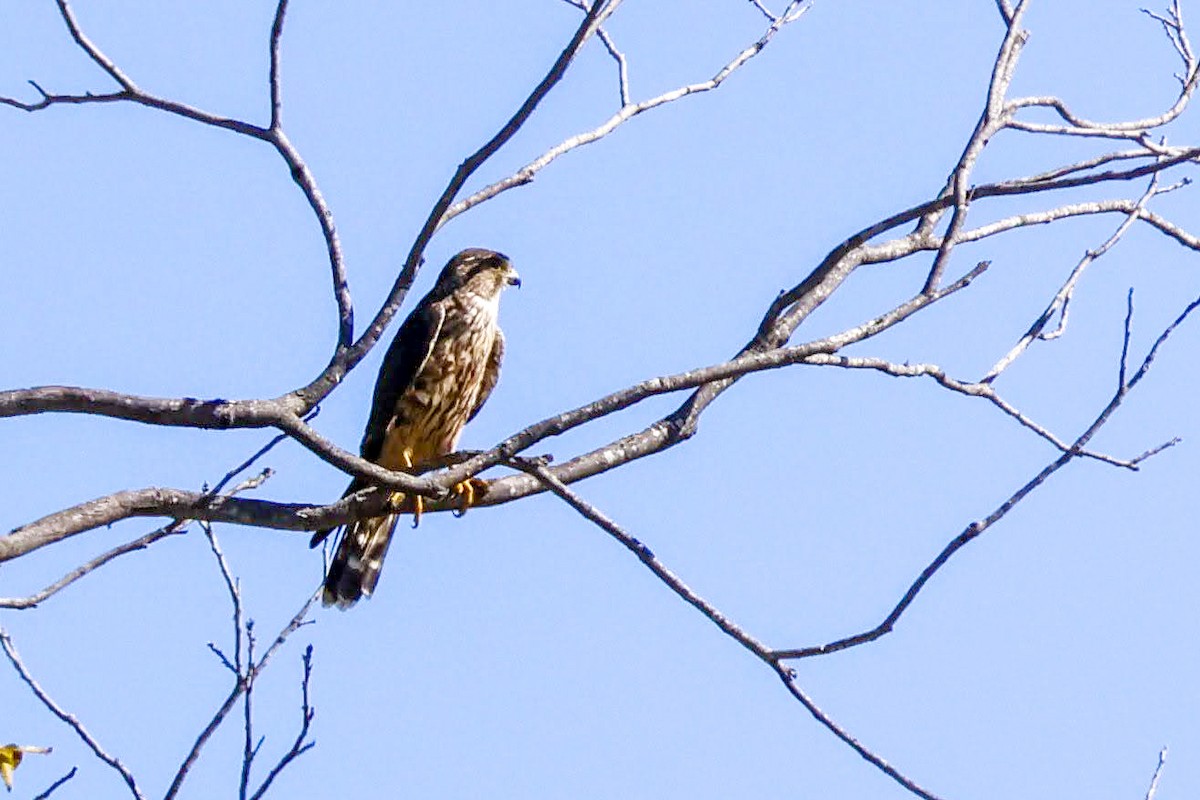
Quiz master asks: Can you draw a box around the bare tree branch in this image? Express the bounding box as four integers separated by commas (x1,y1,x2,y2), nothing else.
955,198,1200,250
773,292,1200,661
556,0,631,104
1144,746,1168,800
508,459,947,800
797,354,1162,468
0,388,444,496
3,4,1200,797
0,386,298,427
30,767,78,800
31,766,78,800
1006,4,1197,138
919,0,1028,292
163,589,319,800
1,419,299,609
0,521,185,609
0,264,988,555
501,284,1199,799
293,0,622,413
596,26,631,106
246,645,316,800
439,2,808,228
267,0,287,132
0,486,373,563
983,172,1174,381
238,619,258,800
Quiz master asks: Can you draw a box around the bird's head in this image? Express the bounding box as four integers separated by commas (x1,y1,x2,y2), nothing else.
434,248,521,300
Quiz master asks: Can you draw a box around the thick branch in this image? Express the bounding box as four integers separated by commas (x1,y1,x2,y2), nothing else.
0,386,300,427
0,487,389,563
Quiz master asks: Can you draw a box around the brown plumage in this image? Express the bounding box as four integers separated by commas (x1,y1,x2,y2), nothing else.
311,248,520,608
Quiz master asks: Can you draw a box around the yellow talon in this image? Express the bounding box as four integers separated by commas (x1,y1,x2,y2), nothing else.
399,448,424,528
452,478,486,517
411,494,424,528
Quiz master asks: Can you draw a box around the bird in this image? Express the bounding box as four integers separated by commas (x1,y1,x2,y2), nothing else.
311,248,520,608
0,744,51,792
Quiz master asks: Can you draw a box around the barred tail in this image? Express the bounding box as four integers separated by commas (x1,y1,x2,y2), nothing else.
322,512,400,609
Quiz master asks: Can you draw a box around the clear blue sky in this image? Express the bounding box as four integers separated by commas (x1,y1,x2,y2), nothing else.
2,1,1198,798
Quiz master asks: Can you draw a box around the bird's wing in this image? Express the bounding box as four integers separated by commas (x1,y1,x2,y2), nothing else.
360,301,446,462
467,327,505,423
309,301,445,550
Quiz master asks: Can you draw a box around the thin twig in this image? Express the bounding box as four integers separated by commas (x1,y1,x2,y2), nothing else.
53,0,137,91
774,293,1199,661
31,766,78,800
0,630,145,799
0,466,276,605
772,673,943,800
0,521,185,609
239,621,257,800
268,0,288,131
439,1,807,228
163,589,319,800
596,26,631,106
1144,746,1168,800
1005,3,1198,138
7,0,352,376
557,0,630,104
799,354,1160,469
293,0,618,415
247,645,316,800
983,170,1172,382
202,521,245,671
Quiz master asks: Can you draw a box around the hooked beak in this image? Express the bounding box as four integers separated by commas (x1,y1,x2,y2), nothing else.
507,271,521,288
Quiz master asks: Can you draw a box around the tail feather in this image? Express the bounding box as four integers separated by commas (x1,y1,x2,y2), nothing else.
322,512,400,608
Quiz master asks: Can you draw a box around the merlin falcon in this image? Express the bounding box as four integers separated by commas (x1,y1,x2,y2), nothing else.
311,248,520,608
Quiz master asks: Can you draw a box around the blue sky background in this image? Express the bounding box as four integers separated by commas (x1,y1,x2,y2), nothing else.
2,1,1198,798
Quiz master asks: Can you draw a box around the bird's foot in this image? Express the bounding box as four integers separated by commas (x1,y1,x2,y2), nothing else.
385,491,424,529
451,478,488,517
